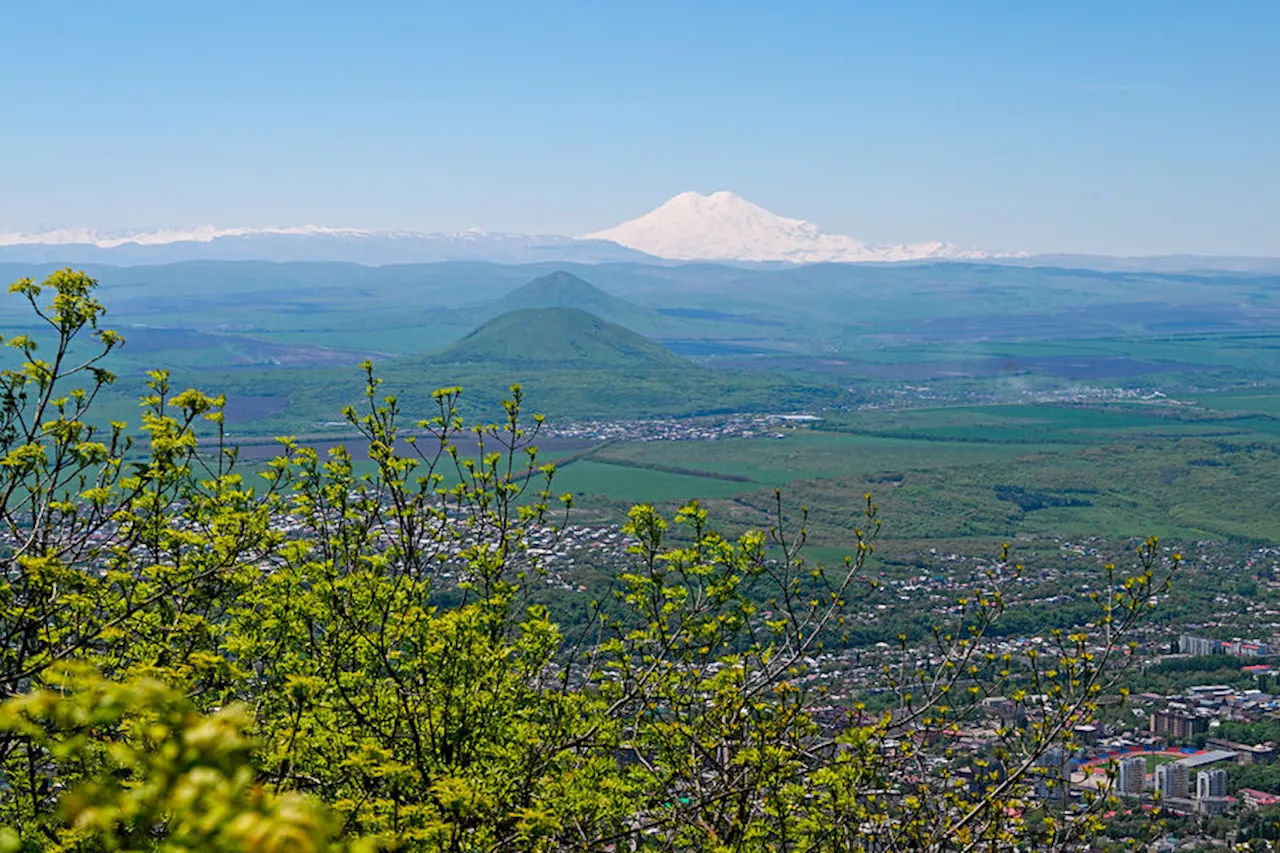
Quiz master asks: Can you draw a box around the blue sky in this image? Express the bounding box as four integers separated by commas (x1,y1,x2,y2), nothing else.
2,0,1277,255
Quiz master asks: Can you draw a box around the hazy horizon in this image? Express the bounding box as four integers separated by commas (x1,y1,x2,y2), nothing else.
4,1,1278,257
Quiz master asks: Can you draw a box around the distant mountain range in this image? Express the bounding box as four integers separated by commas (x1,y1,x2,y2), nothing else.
0,226,656,265
4,193,1277,271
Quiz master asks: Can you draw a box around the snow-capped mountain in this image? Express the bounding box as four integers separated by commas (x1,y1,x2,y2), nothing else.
0,194,1012,266
0,226,655,265
586,191,1000,263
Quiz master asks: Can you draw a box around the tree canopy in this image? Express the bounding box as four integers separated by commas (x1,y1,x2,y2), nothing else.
0,271,1177,852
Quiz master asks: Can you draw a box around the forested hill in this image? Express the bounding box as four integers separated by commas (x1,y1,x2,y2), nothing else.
432,306,690,368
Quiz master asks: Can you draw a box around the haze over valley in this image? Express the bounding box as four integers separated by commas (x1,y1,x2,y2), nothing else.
4,3,1280,850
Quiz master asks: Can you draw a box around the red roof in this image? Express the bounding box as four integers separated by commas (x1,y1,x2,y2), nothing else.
1240,788,1280,805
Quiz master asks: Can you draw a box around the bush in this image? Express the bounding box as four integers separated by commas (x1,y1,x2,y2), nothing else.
0,271,1177,852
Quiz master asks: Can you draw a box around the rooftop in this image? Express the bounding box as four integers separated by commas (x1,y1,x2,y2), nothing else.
1175,750,1238,769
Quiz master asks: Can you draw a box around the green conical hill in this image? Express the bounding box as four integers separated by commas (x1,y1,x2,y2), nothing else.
432,307,688,368
470,270,661,330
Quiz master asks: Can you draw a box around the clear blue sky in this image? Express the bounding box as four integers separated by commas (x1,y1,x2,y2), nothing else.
2,0,1277,255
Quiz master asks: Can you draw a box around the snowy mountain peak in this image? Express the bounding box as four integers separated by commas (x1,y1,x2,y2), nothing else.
585,191,999,264
0,194,1016,266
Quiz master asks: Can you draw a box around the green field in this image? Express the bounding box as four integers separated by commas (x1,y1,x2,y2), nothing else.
537,408,1280,547
550,459,754,503
814,401,1280,444
1194,390,1280,417
8,260,1280,555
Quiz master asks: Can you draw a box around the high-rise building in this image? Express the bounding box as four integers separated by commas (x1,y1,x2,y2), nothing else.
1117,756,1147,795
1197,768,1227,800
1180,635,1223,657
1155,761,1190,800
1150,709,1209,741
1036,746,1071,803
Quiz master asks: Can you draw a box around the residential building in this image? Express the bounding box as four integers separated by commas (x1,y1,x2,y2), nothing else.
1197,768,1227,800
1241,788,1280,810
1150,709,1209,741
1155,761,1190,800
1180,635,1222,657
1117,755,1147,795
980,696,1021,722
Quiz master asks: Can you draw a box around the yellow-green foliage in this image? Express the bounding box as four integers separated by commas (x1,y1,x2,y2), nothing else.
0,272,1177,852
0,665,358,853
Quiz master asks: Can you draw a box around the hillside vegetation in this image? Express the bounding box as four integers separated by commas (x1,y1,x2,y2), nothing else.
0,270,1168,852
432,306,690,367
466,269,662,331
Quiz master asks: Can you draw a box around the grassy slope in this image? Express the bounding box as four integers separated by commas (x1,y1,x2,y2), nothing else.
431,307,689,368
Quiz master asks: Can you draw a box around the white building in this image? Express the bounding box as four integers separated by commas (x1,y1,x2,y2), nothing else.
1197,768,1227,799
